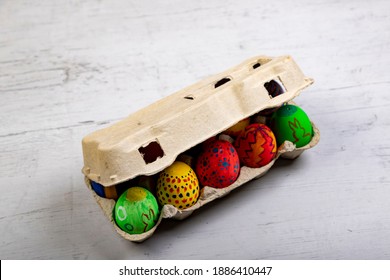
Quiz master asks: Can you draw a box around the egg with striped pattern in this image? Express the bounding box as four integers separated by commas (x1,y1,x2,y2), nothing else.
234,123,277,168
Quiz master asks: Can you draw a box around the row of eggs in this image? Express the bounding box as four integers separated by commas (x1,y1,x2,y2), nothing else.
91,104,313,235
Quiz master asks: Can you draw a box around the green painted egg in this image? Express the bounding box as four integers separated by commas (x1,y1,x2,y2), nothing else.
114,187,160,234
270,104,313,148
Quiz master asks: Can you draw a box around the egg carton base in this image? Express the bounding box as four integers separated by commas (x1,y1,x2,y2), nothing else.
84,122,320,242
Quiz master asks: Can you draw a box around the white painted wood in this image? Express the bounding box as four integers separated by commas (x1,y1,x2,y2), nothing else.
1,0,390,259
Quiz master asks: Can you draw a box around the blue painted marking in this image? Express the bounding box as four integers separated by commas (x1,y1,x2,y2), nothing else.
91,180,105,197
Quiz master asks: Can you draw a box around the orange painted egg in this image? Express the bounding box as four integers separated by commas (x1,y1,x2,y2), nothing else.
157,161,200,209
195,139,240,188
234,124,277,168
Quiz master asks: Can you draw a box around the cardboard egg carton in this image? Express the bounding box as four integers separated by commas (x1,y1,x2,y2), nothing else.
81,55,320,242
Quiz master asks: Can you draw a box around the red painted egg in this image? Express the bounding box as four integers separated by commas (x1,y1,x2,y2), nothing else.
234,124,277,168
195,140,240,189
201,136,217,149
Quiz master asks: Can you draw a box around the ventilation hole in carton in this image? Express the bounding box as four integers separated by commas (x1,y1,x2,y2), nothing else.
252,62,261,69
214,77,231,88
184,95,194,100
264,78,286,98
138,140,165,164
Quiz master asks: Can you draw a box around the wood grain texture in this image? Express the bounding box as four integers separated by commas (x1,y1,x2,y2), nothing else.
1,0,390,259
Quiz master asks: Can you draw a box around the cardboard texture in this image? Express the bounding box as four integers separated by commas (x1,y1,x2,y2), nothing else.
81,55,320,242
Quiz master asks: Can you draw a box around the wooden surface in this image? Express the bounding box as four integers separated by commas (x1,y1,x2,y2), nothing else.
1,0,389,260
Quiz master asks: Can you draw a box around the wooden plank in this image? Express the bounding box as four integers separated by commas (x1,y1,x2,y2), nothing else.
1,0,390,259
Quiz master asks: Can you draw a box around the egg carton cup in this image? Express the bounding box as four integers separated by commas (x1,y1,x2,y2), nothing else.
82,55,319,242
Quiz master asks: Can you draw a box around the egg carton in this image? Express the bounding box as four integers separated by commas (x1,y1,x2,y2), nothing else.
81,55,320,242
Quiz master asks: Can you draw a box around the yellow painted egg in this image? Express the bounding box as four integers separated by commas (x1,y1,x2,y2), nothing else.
222,118,250,138
157,161,200,209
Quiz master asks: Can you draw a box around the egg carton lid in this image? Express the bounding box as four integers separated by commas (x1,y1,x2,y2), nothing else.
81,55,313,187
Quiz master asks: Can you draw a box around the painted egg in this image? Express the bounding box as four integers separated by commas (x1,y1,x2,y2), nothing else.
157,161,200,209
114,187,160,234
196,140,240,188
202,136,218,149
234,124,277,168
90,180,126,200
270,104,313,148
222,118,250,138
